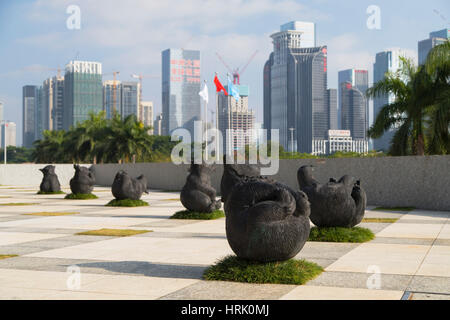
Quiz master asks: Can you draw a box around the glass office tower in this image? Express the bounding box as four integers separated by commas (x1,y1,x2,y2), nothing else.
161,49,201,136
63,61,103,130
22,85,37,147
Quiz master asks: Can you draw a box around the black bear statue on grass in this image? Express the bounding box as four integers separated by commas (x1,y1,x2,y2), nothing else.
39,165,61,193
225,175,311,262
111,170,148,200
220,159,261,203
297,165,367,228
180,163,221,213
70,165,95,195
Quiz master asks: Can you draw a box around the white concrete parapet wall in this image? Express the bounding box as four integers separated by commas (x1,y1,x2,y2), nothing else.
0,164,87,187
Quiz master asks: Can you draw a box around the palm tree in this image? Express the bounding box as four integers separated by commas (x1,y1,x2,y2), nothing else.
33,130,67,163
367,42,450,156
424,41,450,154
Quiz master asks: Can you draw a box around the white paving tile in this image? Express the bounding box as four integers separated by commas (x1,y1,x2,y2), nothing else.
375,223,444,239
416,245,450,277
280,285,403,300
0,231,66,246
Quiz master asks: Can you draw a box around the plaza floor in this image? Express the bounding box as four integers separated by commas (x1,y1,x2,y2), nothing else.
0,185,448,300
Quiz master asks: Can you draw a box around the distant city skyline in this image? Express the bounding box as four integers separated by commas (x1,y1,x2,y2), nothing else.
0,0,448,145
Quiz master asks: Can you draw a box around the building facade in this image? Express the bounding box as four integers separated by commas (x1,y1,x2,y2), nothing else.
340,82,367,140
312,130,368,155
327,88,337,130
63,61,103,130
217,84,255,152
1,122,17,148
153,113,163,136
161,49,201,136
121,81,140,119
418,29,449,65
141,101,154,134
22,85,37,147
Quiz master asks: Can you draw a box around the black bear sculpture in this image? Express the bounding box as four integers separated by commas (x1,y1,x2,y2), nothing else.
180,163,221,213
220,160,261,203
111,170,148,200
39,165,61,193
297,165,367,228
70,165,95,194
225,176,311,262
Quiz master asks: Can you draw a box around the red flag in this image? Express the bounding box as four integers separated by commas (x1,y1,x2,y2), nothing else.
214,75,228,95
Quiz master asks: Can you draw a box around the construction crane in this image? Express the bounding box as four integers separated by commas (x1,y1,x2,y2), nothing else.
131,73,160,121
215,50,258,84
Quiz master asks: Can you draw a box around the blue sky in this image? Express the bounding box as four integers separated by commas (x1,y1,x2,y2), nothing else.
0,0,448,145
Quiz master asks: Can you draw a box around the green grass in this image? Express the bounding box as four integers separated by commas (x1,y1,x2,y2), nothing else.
75,228,151,237
203,255,323,285
373,207,415,212
24,212,79,216
64,193,98,200
0,203,38,206
308,226,375,243
0,254,18,260
362,218,399,223
106,199,149,207
170,209,225,220
37,191,66,195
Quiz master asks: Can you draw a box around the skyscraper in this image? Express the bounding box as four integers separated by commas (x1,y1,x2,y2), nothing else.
264,22,327,153
373,49,411,151
51,76,65,131
161,49,201,136
327,89,337,130
121,81,140,119
340,82,367,140
153,113,163,136
1,122,17,148
141,101,154,134
418,29,449,65
338,69,369,131
217,84,255,152
63,61,103,130
22,85,37,147
103,80,122,119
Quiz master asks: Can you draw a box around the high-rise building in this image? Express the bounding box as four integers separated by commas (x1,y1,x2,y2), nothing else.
141,101,154,134
22,85,37,147
418,29,449,65
153,113,163,136
63,61,103,130
264,22,327,153
161,49,201,136
37,76,65,138
51,76,65,131
121,81,140,119
217,84,255,152
103,80,122,119
327,89,337,130
1,122,17,148
373,49,412,151
338,69,369,131
340,82,367,140
35,86,43,140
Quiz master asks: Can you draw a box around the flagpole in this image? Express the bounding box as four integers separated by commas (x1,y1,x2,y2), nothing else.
203,80,207,161
215,73,219,162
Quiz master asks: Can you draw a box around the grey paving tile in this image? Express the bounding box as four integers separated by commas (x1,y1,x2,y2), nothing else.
295,242,360,260
160,280,296,300
434,239,450,246
407,276,450,295
409,292,450,300
300,258,337,269
369,237,434,246
136,231,226,239
0,245,46,255
306,271,412,291
358,222,392,234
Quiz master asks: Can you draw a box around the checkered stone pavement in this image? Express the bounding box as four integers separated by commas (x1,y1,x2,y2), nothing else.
0,185,448,300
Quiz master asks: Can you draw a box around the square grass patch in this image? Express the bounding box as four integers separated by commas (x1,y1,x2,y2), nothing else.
362,218,399,223
65,193,98,200
204,255,323,285
24,212,79,216
106,199,149,207
373,207,415,212
75,228,151,237
0,254,18,260
37,191,66,195
308,226,375,243
0,203,38,206
170,209,225,220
